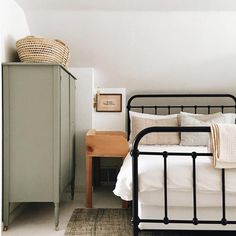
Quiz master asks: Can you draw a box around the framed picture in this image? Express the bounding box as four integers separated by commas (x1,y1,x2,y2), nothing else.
96,93,122,112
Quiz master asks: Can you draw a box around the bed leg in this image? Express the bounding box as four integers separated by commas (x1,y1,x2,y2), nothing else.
133,223,139,236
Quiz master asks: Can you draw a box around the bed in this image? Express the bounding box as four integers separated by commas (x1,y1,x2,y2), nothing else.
113,94,236,235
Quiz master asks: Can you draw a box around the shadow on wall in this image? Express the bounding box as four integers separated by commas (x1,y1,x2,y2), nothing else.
4,35,20,62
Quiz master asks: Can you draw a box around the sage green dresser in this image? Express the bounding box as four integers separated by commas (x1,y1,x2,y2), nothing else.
2,63,76,230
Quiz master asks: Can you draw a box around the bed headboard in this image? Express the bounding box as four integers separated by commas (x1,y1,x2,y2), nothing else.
127,93,236,138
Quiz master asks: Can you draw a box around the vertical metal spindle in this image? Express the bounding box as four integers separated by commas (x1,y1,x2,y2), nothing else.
163,151,169,224
194,106,197,114
155,106,157,115
168,106,170,115
221,106,224,113
208,105,210,114
141,106,144,113
181,105,184,112
192,152,198,225
127,106,131,139
221,169,227,225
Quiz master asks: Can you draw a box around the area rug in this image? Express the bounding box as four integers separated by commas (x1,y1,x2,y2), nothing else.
64,208,132,236
64,208,234,236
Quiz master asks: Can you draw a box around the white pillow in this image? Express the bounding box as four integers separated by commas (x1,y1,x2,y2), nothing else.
222,113,236,124
129,111,178,120
180,111,222,121
129,111,179,145
180,112,235,146
180,112,236,123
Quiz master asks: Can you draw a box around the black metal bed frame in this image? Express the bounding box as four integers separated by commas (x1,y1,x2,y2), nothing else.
127,94,236,235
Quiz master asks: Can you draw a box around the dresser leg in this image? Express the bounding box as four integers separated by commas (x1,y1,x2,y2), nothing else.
3,202,9,231
54,202,59,231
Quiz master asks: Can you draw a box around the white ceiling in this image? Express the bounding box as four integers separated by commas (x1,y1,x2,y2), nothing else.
15,0,236,11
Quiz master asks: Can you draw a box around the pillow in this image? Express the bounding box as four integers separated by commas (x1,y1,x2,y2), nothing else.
180,112,235,146
180,112,236,124
129,110,178,120
129,111,180,145
180,111,222,121
222,113,236,124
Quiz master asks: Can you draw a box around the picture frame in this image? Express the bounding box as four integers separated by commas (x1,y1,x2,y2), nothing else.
96,93,122,112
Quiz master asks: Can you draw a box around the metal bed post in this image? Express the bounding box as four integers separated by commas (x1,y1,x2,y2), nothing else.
192,152,198,225
221,169,227,225
132,146,140,236
163,151,169,224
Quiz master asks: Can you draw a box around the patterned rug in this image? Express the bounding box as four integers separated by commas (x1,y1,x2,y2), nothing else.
64,208,234,236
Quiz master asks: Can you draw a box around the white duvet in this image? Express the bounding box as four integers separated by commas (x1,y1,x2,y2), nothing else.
113,145,236,201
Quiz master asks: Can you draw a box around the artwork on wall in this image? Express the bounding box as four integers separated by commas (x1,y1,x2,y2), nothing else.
96,93,122,112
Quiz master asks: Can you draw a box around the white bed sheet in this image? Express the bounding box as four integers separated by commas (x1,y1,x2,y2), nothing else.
113,144,236,201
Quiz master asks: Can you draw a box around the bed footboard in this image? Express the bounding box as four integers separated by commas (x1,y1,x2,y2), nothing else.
131,126,235,236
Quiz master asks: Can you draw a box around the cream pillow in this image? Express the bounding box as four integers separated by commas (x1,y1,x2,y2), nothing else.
180,112,234,146
222,113,236,124
129,110,178,120
129,111,180,145
180,112,222,121
180,111,236,123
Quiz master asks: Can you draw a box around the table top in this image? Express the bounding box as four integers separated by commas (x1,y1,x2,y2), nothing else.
86,129,129,157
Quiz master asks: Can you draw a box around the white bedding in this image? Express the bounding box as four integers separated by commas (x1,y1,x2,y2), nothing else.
139,190,236,207
113,145,236,201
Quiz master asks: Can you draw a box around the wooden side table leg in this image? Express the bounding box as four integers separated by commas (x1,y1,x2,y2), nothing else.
86,153,92,208
122,200,129,209
121,157,129,209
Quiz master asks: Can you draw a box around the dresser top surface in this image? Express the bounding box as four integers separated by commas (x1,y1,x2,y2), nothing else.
2,62,77,80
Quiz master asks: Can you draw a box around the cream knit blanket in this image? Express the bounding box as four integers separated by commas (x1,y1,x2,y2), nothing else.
211,124,236,168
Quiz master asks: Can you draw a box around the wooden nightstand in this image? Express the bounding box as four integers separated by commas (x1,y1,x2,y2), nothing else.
85,129,129,208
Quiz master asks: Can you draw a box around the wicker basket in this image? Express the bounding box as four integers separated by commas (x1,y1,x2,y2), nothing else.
16,36,70,67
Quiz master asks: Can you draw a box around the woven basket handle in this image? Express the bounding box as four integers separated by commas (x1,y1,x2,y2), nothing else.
55,39,66,46
25,35,35,39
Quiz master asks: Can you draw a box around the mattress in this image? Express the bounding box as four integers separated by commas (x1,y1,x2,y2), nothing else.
139,189,236,207
113,144,236,204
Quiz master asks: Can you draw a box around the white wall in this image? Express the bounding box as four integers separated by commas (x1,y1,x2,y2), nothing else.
23,10,236,96
93,88,126,131
1,0,30,62
68,69,127,191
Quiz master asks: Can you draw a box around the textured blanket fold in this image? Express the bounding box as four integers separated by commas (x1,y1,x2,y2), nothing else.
210,124,236,169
